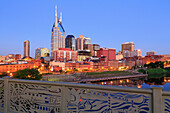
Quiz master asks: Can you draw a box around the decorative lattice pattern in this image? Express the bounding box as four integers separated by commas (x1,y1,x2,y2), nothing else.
66,88,151,113
9,83,62,113
0,81,4,112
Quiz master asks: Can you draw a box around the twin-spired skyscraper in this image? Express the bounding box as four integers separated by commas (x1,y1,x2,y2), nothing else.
51,6,65,59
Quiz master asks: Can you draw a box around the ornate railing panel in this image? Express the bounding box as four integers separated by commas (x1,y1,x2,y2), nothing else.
163,96,170,113
8,82,62,113
0,80,4,113
66,87,152,113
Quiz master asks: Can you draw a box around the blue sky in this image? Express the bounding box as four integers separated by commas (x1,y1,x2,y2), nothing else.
0,0,170,57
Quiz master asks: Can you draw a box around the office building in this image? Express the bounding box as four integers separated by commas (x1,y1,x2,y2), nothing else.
122,42,135,52
65,35,76,51
83,37,91,45
97,48,116,61
15,54,22,60
76,35,84,50
123,49,142,57
77,50,91,61
147,51,157,56
23,40,30,57
51,48,77,62
92,44,100,56
51,6,65,59
35,48,50,59
0,56,7,62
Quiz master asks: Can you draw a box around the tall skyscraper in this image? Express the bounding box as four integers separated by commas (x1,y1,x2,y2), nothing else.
65,35,76,51
121,42,135,52
76,35,84,50
23,40,30,57
35,48,50,59
51,6,65,59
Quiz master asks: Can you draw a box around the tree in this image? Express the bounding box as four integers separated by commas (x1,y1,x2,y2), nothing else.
0,72,8,78
13,68,42,80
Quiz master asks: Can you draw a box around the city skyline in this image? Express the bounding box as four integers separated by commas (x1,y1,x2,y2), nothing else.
0,0,170,57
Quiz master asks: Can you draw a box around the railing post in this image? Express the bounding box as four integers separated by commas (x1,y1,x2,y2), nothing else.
151,85,163,113
3,76,11,113
61,86,66,113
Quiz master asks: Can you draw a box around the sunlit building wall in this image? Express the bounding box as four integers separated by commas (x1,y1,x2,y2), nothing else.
15,54,22,60
76,35,84,50
35,48,50,59
83,37,91,45
52,48,77,62
23,40,30,57
122,42,135,52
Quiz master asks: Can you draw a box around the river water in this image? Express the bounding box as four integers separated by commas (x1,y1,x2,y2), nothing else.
90,74,170,90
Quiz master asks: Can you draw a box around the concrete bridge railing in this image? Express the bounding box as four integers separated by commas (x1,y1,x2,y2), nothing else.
0,77,169,113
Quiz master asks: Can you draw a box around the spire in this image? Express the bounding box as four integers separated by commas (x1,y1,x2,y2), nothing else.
59,12,62,24
55,5,58,27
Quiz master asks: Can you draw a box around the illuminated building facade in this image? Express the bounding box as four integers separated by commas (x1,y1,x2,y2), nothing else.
65,35,76,51
97,48,116,61
51,6,65,59
15,54,22,60
23,40,30,57
52,48,77,62
76,35,84,50
123,49,142,57
83,37,91,45
122,42,135,52
92,44,100,57
0,56,7,62
35,48,50,59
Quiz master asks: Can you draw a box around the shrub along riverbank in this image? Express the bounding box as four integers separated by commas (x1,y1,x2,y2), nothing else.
138,68,170,75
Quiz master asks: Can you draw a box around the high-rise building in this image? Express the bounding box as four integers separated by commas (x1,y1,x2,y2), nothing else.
65,35,76,51
76,35,84,50
51,6,65,59
122,42,135,52
83,37,91,45
35,48,50,59
146,51,157,56
23,40,30,57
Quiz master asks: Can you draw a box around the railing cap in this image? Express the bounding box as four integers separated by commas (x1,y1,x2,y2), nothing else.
151,85,164,89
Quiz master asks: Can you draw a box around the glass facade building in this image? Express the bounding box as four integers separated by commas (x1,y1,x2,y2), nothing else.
65,35,76,51
51,6,65,59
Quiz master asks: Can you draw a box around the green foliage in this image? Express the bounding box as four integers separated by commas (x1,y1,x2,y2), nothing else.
0,72,8,78
146,68,167,75
59,70,65,74
13,68,42,80
82,69,89,72
165,68,170,73
42,73,53,75
73,69,78,72
137,69,146,74
144,61,164,69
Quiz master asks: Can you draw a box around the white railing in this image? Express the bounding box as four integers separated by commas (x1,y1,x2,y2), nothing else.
0,77,168,113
